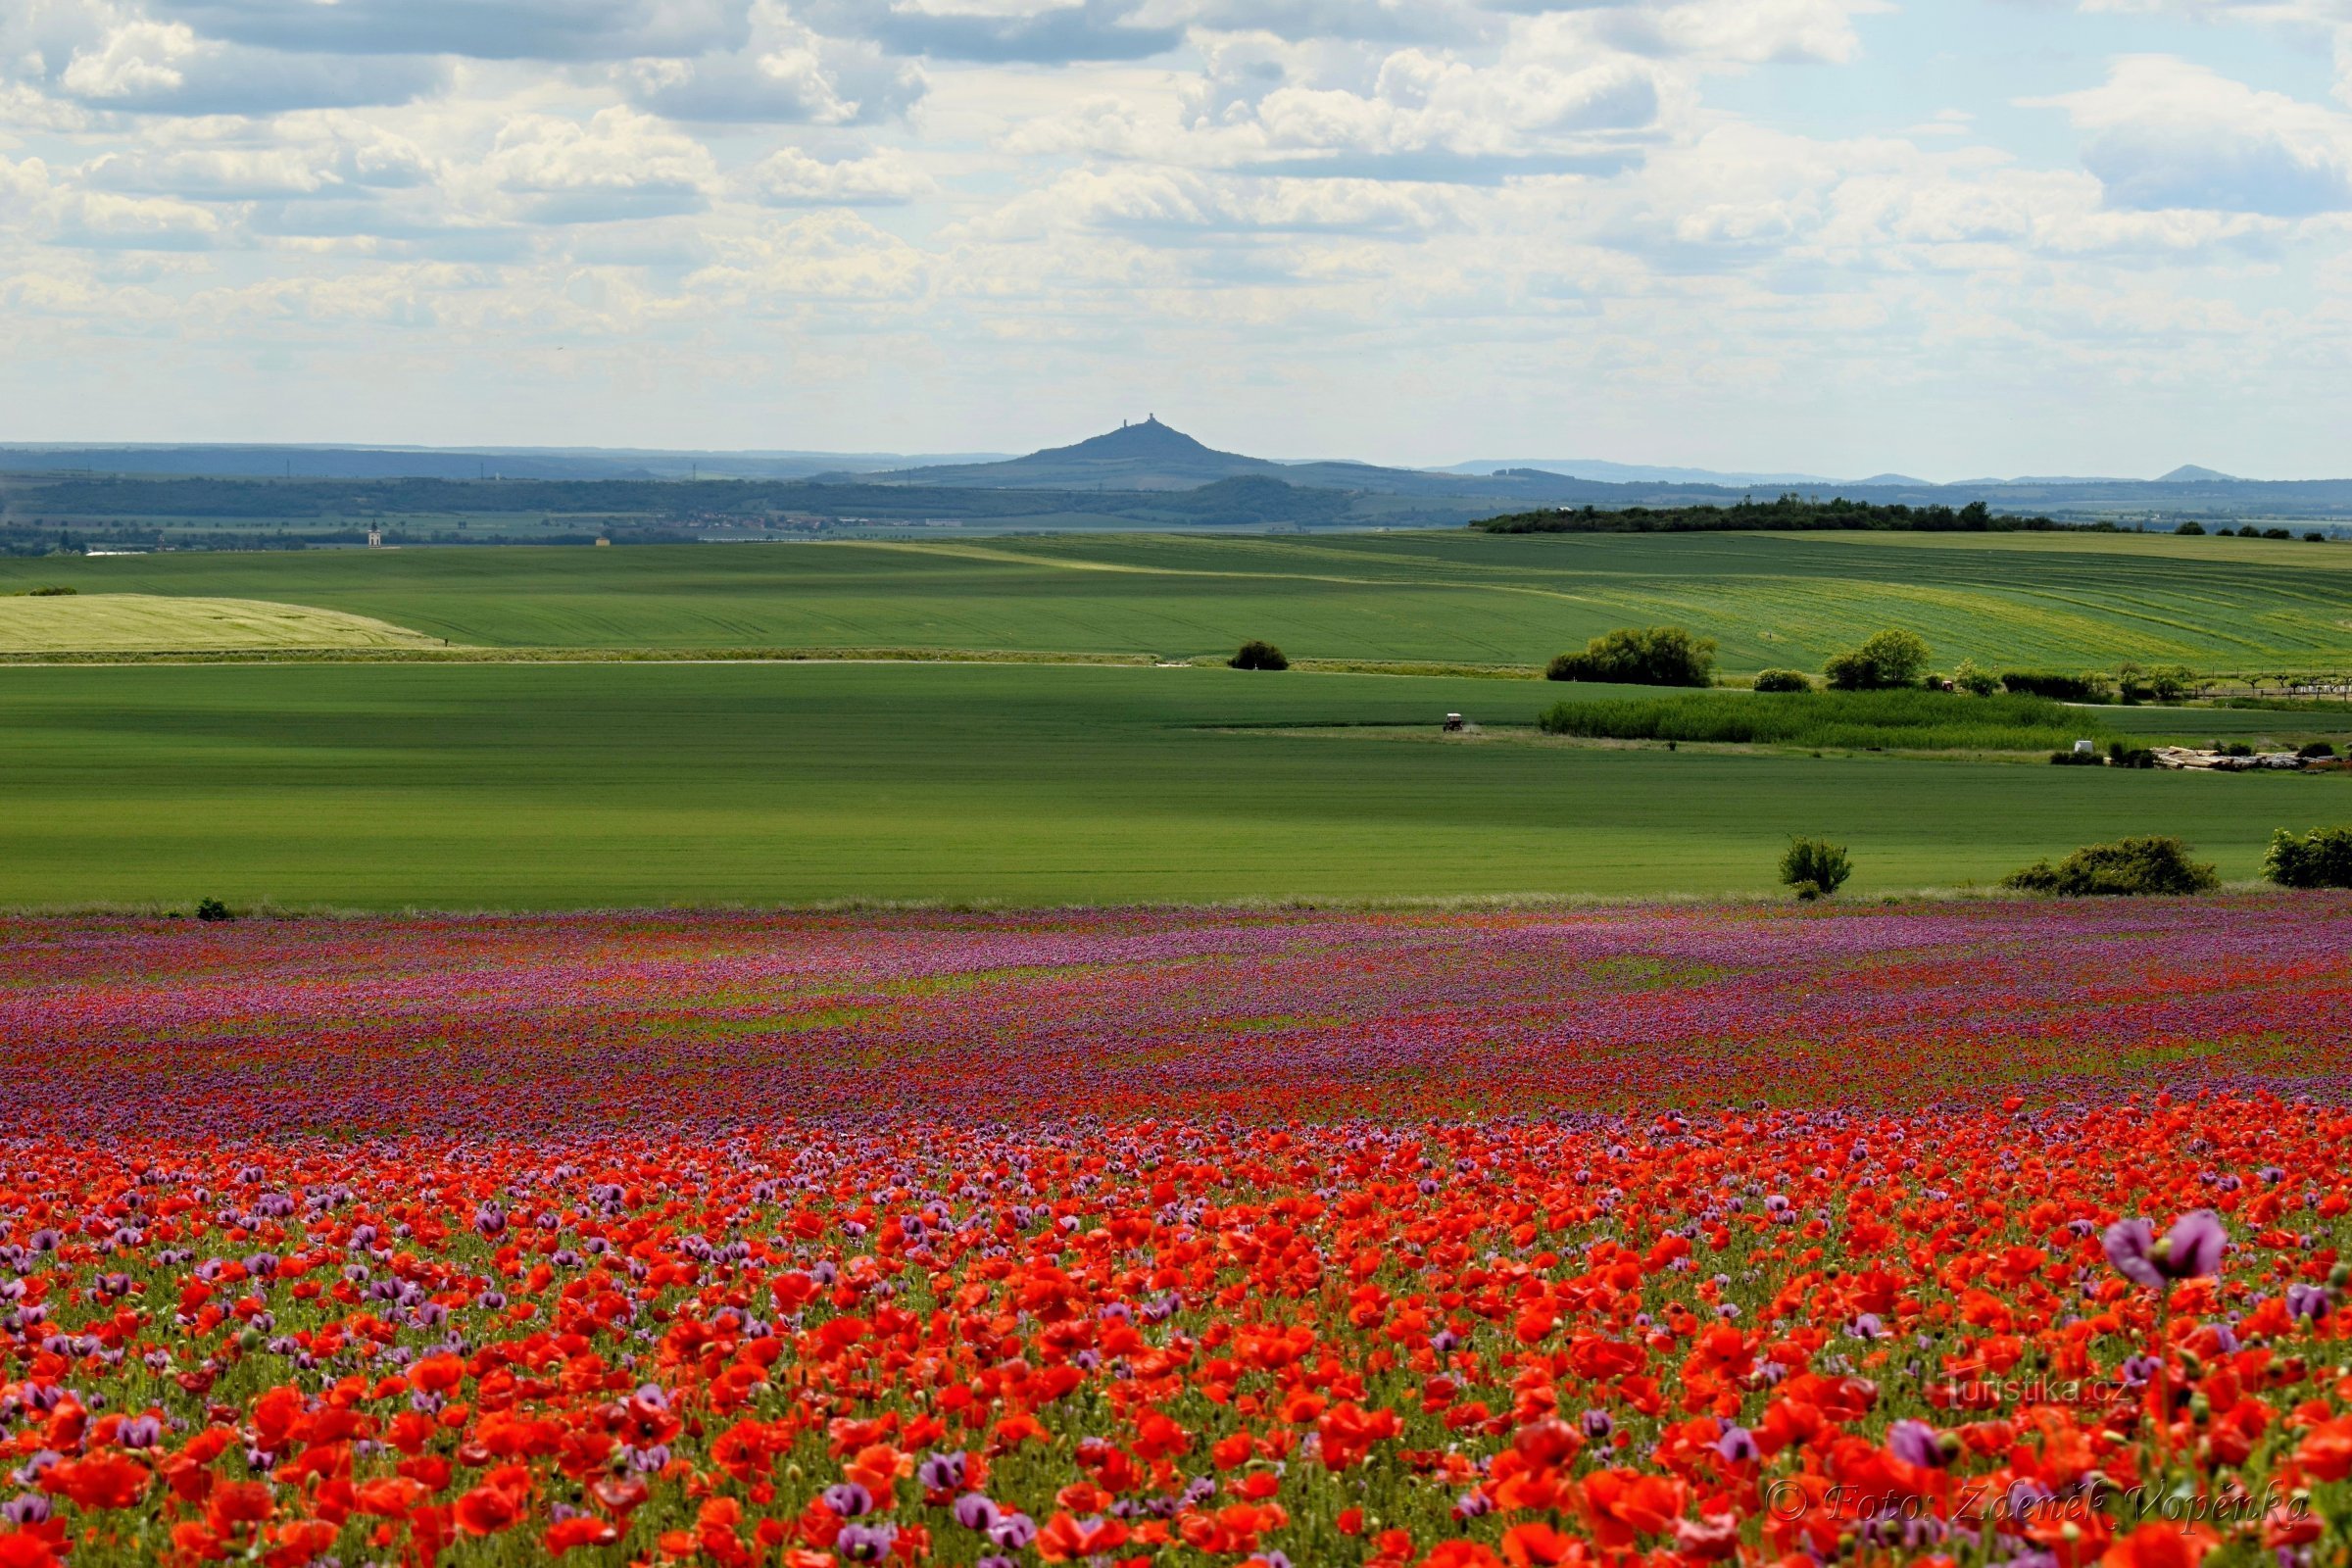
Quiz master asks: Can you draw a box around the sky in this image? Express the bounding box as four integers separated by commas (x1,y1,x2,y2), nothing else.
2,0,2349,479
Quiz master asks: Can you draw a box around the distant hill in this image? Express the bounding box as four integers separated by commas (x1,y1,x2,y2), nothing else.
866,417,1285,491
1439,459,1841,486
2159,465,2240,483
872,417,1612,500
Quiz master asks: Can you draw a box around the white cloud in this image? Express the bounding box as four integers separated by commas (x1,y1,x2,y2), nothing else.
687,210,931,301
2035,56,2352,214
52,186,224,246
80,116,435,198
45,17,445,113
478,105,719,222
1,0,2350,473
746,146,938,204
613,5,926,124
1532,0,1892,66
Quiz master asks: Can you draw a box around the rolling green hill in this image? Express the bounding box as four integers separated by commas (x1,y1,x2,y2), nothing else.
0,661,2336,909
6,528,2349,672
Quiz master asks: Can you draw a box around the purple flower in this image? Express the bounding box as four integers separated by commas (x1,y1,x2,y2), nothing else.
2104,1210,2228,1290
836,1522,896,1563
2,1494,52,1527
918,1450,965,1491
987,1511,1037,1550
1715,1425,1759,1464
822,1483,874,1518
952,1494,1000,1531
2286,1284,2330,1321
1886,1420,1950,1470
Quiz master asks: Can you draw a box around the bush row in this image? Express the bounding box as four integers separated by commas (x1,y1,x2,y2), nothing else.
1780,828,2352,900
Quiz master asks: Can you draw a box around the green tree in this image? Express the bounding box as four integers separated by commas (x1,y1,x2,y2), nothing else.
2263,826,2352,890
2002,837,2218,897
1951,659,1999,697
1229,640,1289,671
1823,629,1931,691
1545,625,1718,687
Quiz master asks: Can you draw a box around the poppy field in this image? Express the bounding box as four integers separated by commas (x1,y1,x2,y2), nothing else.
5,898,2352,1568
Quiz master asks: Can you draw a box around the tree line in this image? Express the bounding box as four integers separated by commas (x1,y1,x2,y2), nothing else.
1476,494,2087,534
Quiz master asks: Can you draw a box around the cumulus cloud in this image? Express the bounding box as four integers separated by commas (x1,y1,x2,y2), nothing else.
80,117,435,198
747,147,938,204
47,20,446,114
687,211,931,301
617,35,924,123
2037,56,2352,215
479,106,719,223
961,164,1458,238
1494,0,1889,65
2,0,2350,469
54,188,225,247
1011,35,1663,181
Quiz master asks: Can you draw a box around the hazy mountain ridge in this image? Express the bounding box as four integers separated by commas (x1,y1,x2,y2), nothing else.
7,426,2351,540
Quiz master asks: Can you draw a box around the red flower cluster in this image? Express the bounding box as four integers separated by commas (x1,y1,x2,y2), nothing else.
0,902,2348,1566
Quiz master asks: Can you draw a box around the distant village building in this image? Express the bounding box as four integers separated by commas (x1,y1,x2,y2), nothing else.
367,527,382,549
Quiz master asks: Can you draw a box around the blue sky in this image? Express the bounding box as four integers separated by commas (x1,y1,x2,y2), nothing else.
2,0,2348,478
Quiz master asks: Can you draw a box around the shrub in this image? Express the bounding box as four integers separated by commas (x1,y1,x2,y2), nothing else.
1538,689,2095,752
1951,659,2000,698
194,897,235,922
24,585,76,597
1822,629,1930,691
2306,532,2327,543
1752,668,1812,693
2049,749,2101,765
2175,521,2205,535
1545,626,1717,687
2263,527,2290,541
1779,837,1852,900
2001,837,2219,897
2000,669,2108,703
2264,826,2352,889
1229,640,1289,671
2298,741,2338,760
2107,741,2157,769
2143,664,2196,703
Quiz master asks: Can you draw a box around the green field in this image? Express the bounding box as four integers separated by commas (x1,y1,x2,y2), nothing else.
2,661,2342,908
6,529,2350,671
